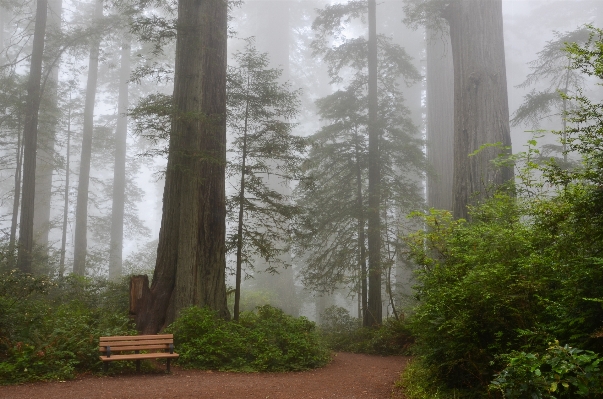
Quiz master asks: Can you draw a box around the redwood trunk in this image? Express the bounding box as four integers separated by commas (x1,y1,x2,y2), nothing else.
73,0,103,275
446,0,513,220
426,26,454,211
17,0,48,273
134,0,229,334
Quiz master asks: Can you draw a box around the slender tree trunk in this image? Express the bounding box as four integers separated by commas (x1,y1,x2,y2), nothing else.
109,38,130,281
366,0,382,326
133,0,230,334
445,0,513,220
33,0,62,250
17,0,48,273
73,0,103,275
354,127,368,327
426,26,454,211
9,126,24,265
234,77,250,321
59,102,71,278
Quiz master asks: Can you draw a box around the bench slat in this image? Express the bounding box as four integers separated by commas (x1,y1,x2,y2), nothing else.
99,344,172,352
99,338,173,347
99,353,179,362
99,334,173,341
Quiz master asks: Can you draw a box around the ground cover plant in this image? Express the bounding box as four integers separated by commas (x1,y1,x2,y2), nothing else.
399,27,603,399
166,305,330,372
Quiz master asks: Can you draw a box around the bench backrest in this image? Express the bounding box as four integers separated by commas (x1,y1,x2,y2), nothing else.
99,334,174,354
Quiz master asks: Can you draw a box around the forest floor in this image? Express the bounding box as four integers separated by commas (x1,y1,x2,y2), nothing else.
0,352,410,399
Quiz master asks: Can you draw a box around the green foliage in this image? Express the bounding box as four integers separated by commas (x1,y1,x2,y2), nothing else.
0,271,136,384
318,306,413,355
491,342,603,398
396,359,462,399
166,305,330,372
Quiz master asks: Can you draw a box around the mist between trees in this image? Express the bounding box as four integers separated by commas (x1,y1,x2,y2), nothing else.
3,0,603,393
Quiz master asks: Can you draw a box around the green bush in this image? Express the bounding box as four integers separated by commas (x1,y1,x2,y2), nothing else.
167,305,330,372
318,305,413,355
491,342,603,398
0,271,136,384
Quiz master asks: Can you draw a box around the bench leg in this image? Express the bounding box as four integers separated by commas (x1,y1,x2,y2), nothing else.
167,358,171,373
136,360,141,372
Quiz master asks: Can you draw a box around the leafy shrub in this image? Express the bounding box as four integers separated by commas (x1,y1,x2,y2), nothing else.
318,305,413,355
0,271,136,384
491,342,603,398
167,305,330,372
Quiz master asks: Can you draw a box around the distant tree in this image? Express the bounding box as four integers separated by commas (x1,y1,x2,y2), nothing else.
512,27,589,164
133,0,230,334
108,35,131,281
226,40,305,321
73,0,104,275
17,0,48,273
302,2,423,326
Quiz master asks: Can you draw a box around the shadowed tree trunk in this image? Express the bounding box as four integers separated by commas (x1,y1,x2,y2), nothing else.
445,0,513,220
426,26,454,211
17,0,48,273
366,0,382,326
354,128,368,326
133,0,230,334
73,0,103,275
33,0,62,251
9,125,24,266
58,103,71,278
109,37,130,281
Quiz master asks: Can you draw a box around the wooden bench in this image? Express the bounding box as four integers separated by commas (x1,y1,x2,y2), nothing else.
99,334,179,372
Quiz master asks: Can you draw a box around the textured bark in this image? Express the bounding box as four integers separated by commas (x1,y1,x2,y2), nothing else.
16,0,48,273
73,0,103,275
109,39,130,281
58,106,71,278
426,26,454,211
33,0,62,249
9,128,23,265
354,132,368,327
446,0,513,220
366,0,382,326
134,0,229,334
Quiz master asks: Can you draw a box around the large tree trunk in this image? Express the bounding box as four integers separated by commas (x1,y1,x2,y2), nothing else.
58,105,71,278
354,129,368,326
73,0,103,276
17,0,48,273
133,0,230,334
33,0,62,250
366,0,382,326
109,38,130,281
426,26,454,211
9,127,24,265
445,0,513,220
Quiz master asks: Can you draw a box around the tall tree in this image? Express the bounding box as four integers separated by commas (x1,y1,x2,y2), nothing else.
426,27,454,211
305,2,423,326
73,0,104,275
366,0,381,326
133,0,230,334
17,0,48,272
109,36,131,281
33,0,62,250
445,0,513,219
404,0,513,219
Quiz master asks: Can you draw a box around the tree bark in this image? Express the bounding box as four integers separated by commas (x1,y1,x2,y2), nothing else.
134,0,230,334
73,0,103,275
109,38,130,281
33,0,62,250
366,0,382,326
17,0,48,273
9,126,24,266
446,0,513,220
354,128,368,327
426,26,454,211
58,104,71,278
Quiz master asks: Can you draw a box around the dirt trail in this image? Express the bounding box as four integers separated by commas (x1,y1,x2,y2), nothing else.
1,353,409,399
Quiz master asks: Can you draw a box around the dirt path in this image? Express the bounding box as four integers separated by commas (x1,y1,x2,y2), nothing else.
1,353,409,399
